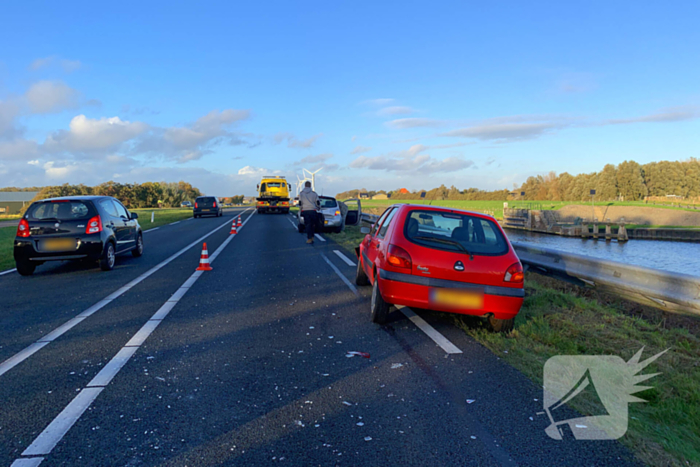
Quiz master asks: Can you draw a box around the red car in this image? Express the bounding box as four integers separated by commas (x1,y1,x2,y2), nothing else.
355,204,524,332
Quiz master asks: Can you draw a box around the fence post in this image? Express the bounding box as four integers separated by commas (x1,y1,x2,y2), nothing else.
151,211,154,223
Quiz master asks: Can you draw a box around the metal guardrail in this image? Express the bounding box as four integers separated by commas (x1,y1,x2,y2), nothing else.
361,212,380,223
512,241,700,317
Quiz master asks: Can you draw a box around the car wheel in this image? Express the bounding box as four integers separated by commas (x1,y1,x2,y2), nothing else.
298,223,305,233
100,242,116,271
370,276,391,324
334,226,343,234
132,233,144,257
486,315,514,333
355,257,370,286
16,260,36,276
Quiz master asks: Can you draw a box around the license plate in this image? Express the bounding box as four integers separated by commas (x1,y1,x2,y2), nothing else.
43,239,76,252
430,288,483,309
202,209,210,211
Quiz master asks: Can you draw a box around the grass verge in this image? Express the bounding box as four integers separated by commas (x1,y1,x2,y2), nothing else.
455,274,699,467
0,208,198,272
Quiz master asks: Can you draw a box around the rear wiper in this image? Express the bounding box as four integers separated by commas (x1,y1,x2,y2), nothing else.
38,217,59,222
414,235,474,260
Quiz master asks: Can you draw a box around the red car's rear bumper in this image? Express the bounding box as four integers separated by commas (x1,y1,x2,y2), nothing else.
378,269,524,320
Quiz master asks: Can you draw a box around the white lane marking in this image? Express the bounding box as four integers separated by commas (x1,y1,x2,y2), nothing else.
397,306,463,354
333,250,356,267
287,218,297,230
144,227,160,233
170,221,181,225
13,210,255,463
314,234,326,242
11,458,44,467
0,209,253,379
321,253,359,297
0,268,17,276
21,387,104,456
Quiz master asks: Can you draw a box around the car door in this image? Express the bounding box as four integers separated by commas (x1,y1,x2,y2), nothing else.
364,208,394,281
112,200,136,249
99,199,127,252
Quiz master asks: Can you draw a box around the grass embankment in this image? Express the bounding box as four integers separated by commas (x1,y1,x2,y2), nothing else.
458,275,699,467
0,208,196,272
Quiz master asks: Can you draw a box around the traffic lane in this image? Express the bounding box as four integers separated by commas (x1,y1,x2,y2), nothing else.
0,212,249,466
317,233,641,465
48,212,502,466
0,209,246,363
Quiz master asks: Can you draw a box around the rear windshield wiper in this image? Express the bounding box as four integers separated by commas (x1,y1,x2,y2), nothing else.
413,235,474,260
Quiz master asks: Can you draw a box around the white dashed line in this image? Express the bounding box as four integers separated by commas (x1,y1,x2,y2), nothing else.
144,227,160,233
170,221,181,225
321,253,359,296
287,218,297,230
13,211,256,464
333,250,356,267
0,210,253,379
0,268,17,276
314,234,326,242
397,306,462,354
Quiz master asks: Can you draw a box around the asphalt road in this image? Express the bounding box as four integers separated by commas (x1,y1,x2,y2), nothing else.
0,208,641,466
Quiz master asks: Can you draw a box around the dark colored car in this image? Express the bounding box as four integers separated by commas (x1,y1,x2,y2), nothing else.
355,204,524,332
14,196,144,276
193,196,222,218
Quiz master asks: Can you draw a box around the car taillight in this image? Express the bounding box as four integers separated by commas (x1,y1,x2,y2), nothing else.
195,202,198,208
213,202,217,208
504,262,524,283
282,201,289,206
17,219,30,238
335,210,340,216
86,215,102,234
387,244,412,270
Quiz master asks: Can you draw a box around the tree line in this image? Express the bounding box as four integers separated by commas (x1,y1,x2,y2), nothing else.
20,181,203,210
336,159,700,202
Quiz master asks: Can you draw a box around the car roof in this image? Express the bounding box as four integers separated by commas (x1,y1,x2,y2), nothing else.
389,203,495,219
319,195,335,200
35,195,111,202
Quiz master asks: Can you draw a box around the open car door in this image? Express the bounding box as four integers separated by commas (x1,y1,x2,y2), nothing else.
341,198,362,226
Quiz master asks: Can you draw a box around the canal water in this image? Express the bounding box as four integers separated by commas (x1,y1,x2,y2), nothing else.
504,229,700,277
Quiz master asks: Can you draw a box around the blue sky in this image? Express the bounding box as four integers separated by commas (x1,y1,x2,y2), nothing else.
1,1,698,196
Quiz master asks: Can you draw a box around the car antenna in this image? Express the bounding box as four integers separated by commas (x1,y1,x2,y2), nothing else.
428,189,438,206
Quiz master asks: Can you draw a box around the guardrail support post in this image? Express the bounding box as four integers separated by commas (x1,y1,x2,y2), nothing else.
605,223,612,241
618,223,628,242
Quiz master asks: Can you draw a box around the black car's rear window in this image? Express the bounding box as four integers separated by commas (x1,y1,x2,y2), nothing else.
27,201,92,221
404,210,509,256
197,197,217,204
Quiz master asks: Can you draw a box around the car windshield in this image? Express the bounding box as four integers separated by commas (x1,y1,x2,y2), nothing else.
27,201,91,220
265,182,283,188
320,198,338,208
404,210,508,256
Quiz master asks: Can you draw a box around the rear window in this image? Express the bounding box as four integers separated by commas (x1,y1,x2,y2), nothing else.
320,198,337,208
264,182,284,188
197,197,217,204
404,210,509,256
27,201,92,221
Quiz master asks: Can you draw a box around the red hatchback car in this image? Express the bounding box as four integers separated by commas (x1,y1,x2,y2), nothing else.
355,204,524,332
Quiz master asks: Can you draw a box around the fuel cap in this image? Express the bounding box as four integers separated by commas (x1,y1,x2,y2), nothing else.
454,261,465,271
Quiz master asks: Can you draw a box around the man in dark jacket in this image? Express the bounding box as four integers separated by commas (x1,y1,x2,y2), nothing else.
299,181,320,244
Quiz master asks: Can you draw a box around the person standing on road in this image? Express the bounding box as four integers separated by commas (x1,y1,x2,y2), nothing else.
299,181,320,244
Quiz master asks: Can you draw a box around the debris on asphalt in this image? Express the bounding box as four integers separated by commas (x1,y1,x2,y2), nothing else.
391,363,404,369
466,399,475,404
356,422,364,426
364,436,372,441
342,401,352,406
470,436,477,439
346,351,370,358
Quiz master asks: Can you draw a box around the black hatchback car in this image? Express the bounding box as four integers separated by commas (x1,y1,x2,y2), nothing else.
14,196,144,276
193,196,222,218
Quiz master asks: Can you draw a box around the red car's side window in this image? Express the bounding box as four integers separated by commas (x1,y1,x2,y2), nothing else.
377,208,397,239
371,208,392,237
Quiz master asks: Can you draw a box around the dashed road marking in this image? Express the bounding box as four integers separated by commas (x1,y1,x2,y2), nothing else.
0,210,253,379
12,210,256,465
333,250,356,267
397,306,462,354
170,221,181,225
321,253,359,297
0,268,17,276
144,227,160,233
314,234,326,242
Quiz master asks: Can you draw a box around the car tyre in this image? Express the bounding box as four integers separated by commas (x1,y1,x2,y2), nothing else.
486,315,514,333
355,257,370,286
370,276,391,324
132,233,144,257
298,223,306,233
334,226,343,234
16,260,36,276
100,242,116,271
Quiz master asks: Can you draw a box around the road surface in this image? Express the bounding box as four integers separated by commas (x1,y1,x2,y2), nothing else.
0,208,640,466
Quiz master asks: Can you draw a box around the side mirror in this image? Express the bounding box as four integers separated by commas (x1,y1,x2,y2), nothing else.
361,227,370,234
130,212,139,219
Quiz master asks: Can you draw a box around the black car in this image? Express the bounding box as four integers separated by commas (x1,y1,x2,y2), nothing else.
193,196,222,218
14,196,144,276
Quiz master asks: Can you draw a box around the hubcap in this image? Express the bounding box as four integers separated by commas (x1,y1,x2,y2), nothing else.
371,282,377,311
108,246,115,267
138,236,143,253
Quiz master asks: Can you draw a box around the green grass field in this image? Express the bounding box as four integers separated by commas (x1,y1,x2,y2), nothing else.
0,208,196,272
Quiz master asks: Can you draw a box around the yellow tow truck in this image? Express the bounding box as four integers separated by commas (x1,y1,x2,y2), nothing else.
256,176,291,214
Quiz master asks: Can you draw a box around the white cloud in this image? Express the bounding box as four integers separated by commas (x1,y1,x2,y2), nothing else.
350,146,473,173
44,115,149,153
361,98,395,106
606,107,699,125
273,132,322,149
377,106,415,116
0,138,41,161
350,145,371,154
441,122,560,141
385,118,443,129
0,100,22,138
30,56,82,73
25,81,80,114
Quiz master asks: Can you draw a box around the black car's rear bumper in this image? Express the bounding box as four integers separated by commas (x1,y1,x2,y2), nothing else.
194,209,220,216
14,236,105,262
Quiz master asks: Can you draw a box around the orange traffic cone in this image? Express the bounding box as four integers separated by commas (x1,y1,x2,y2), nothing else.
230,221,237,235
196,243,213,271
237,216,242,227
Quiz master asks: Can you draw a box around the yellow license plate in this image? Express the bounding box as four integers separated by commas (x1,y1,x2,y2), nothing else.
430,288,483,309
202,209,210,211
43,239,76,252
